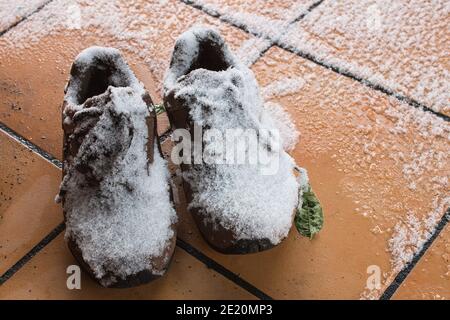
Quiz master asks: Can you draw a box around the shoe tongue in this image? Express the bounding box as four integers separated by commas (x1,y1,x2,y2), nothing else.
67,87,152,183
174,68,262,131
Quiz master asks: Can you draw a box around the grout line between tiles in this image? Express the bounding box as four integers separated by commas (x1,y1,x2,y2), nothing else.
0,121,272,299
0,222,65,285
251,0,325,66
176,238,274,300
246,42,273,67
0,121,62,169
274,42,450,122
158,127,172,143
380,208,450,300
0,0,54,37
291,0,325,24
179,0,449,122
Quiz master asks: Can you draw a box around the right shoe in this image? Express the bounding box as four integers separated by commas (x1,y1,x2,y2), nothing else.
163,27,299,254
57,47,177,288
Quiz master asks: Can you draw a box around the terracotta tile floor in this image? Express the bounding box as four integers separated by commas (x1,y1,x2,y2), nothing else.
0,0,449,300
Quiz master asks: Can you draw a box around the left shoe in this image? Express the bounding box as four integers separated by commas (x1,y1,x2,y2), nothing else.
58,46,177,287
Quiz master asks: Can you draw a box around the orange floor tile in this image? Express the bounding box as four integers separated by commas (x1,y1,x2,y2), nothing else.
0,131,62,275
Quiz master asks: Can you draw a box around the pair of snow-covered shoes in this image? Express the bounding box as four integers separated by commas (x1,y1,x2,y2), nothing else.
57,27,299,288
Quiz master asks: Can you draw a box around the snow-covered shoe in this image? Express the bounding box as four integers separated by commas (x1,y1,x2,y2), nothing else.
163,28,299,254
57,47,177,287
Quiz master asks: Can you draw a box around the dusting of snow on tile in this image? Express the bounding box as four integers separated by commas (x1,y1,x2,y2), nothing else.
235,37,271,66
361,197,450,299
59,47,176,286
262,102,299,151
165,27,298,244
259,76,303,151
389,197,450,272
280,0,450,114
341,97,450,276
261,77,306,99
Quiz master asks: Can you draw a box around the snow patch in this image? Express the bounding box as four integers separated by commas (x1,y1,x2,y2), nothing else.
262,102,299,151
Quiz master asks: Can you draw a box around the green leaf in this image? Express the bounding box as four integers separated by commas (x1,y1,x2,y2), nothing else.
295,183,324,239
154,103,166,115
